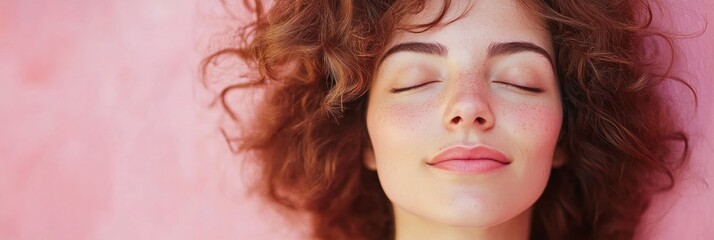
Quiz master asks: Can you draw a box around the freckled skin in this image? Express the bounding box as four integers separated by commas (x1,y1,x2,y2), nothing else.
363,0,563,239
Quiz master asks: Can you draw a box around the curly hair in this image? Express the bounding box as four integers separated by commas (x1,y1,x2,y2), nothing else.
201,0,694,239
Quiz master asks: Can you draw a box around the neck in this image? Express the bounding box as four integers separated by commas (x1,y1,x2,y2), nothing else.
393,207,532,240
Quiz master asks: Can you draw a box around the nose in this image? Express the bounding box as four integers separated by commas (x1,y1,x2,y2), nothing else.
443,86,495,131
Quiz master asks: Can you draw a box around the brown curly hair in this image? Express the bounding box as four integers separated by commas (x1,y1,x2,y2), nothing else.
201,0,694,239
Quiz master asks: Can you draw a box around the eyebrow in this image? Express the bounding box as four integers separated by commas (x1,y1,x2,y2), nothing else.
382,42,448,60
379,41,554,68
488,41,554,68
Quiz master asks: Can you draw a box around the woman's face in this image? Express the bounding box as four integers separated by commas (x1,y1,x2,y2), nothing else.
365,0,563,230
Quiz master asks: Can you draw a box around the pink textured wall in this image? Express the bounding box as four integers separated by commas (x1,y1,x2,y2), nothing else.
0,0,711,239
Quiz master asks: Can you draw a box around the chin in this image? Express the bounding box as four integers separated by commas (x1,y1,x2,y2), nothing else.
451,214,514,229
426,196,536,229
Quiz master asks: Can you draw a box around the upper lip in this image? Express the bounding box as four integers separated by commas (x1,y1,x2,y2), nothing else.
428,145,511,165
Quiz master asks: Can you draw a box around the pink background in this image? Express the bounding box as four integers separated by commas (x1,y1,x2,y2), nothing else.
0,0,711,239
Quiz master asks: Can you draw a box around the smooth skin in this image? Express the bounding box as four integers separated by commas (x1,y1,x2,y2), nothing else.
363,0,564,239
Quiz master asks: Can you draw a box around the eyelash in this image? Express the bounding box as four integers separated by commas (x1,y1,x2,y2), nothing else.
389,81,543,94
389,81,440,93
493,81,544,93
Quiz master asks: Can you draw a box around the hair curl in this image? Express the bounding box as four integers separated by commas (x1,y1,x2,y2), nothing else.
201,0,694,239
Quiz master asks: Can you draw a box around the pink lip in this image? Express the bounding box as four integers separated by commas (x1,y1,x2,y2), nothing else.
427,145,511,173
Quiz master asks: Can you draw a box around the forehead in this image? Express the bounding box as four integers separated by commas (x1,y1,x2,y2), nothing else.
389,0,553,56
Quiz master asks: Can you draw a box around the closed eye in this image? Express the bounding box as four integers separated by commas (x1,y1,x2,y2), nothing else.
390,81,440,93
493,81,543,93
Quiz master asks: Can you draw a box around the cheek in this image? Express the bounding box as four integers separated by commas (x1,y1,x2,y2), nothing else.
500,101,563,164
509,104,562,139
366,101,434,146
497,102,562,207
365,102,427,194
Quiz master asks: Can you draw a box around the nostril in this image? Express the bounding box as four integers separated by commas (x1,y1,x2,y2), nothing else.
476,117,486,125
451,116,462,124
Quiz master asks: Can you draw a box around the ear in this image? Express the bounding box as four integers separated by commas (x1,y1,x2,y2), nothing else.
552,146,567,168
363,146,377,171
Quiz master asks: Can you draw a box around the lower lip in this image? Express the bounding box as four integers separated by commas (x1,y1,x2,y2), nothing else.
429,159,508,173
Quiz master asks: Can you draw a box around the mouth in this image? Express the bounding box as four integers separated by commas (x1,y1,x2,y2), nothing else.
427,145,511,173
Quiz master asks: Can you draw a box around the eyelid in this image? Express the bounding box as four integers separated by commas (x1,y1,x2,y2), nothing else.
493,81,544,93
389,81,440,93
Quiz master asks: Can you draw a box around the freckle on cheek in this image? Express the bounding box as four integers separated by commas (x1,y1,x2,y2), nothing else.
384,104,424,131
510,105,560,134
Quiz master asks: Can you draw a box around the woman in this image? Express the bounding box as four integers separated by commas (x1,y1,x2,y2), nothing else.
202,0,693,239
